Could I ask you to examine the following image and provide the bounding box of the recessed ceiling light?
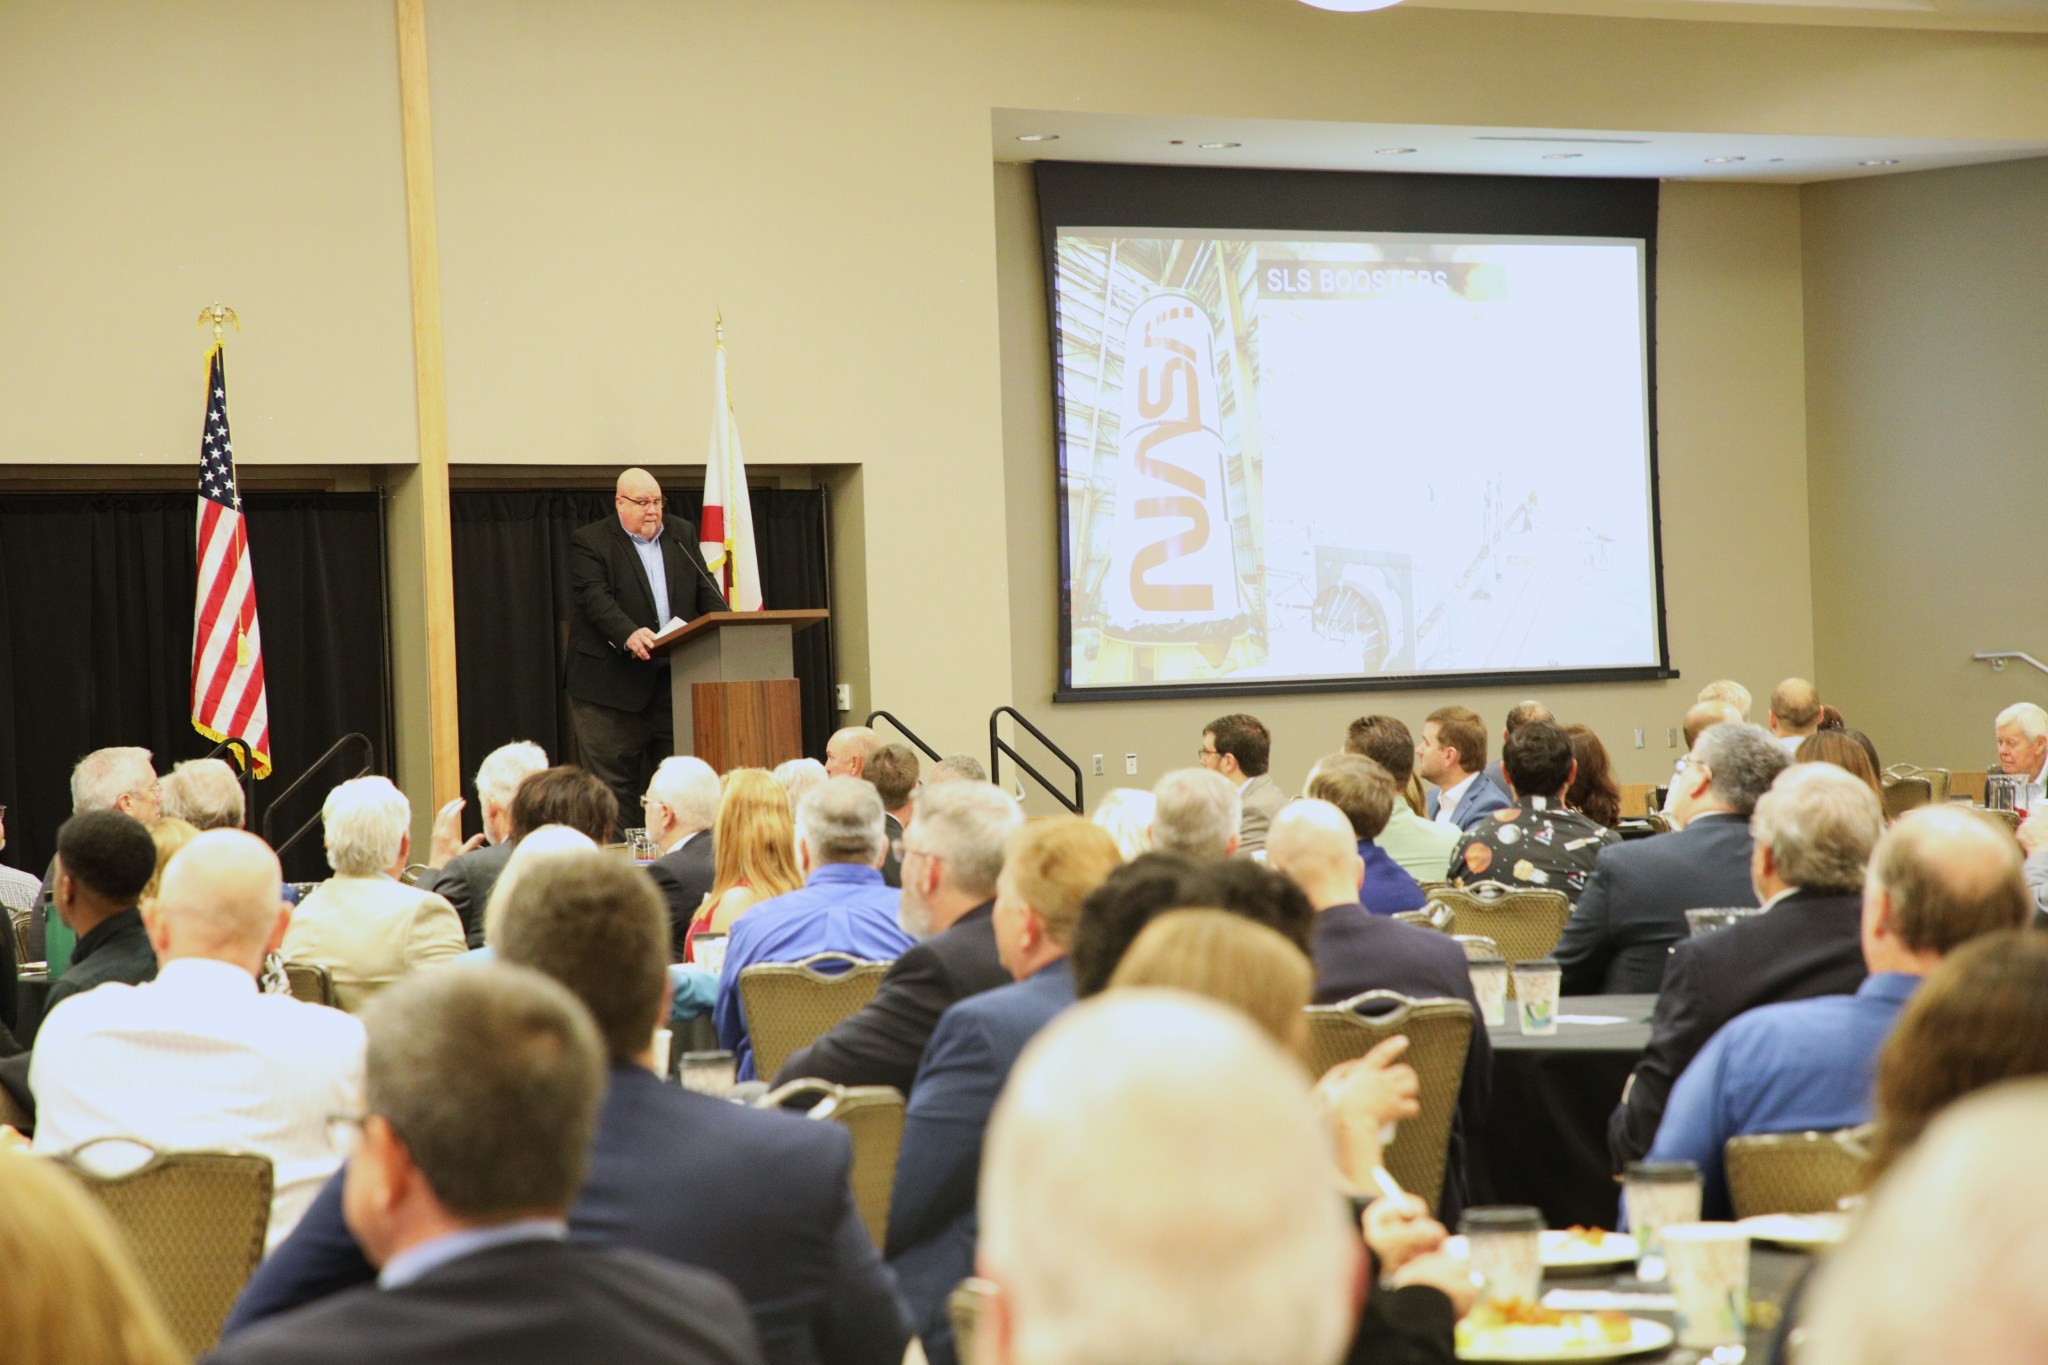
[1859,158,1901,167]
[1298,0,1406,10]
[1014,133,1059,143]
[1376,147,1417,155]
[1199,141,1241,150]
[1703,156,1746,165]
[1542,153,1582,161]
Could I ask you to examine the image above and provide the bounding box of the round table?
[1471,993,1655,1230]
[1518,1242,1810,1363]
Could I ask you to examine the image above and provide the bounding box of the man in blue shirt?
[1304,752,1426,914]
[714,777,914,1078]
[1650,805,2032,1217]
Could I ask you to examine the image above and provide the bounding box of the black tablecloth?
[1471,994,1655,1229]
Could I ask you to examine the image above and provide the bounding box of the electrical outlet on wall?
[834,683,851,712]
[1633,728,1645,748]
[1092,754,1105,776]
[1125,753,1138,775]
[1668,727,1678,748]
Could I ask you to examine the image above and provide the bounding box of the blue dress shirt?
[1358,840,1427,915]
[629,528,673,628]
[713,864,913,1079]
[379,1219,567,1289]
[1649,971,1921,1218]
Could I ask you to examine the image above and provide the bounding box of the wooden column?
[395,0,461,807]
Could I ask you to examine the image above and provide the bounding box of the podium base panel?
[691,679,803,772]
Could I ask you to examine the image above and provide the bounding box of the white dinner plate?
[1456,1315,1674,1362]
[1739,1212,1848,1250]
[1441,1229,1638,1271]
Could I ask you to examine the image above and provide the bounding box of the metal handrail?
[864,710,944,764]
[1973,652,2048,679]
[259,732,375,862]
[988,706,1084,814]
[199,736,257,830]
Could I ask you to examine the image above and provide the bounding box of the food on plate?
[1455,1301,1636,1355]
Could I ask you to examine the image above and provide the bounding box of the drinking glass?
[1624,1160,1703,1283]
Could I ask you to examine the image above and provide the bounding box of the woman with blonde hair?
[1108,908,1313,1058]
[0,1153,185,1365]
[685,768,803,961]
[138,817,200,920]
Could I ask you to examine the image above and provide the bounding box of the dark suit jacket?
[775,902,1009,1094]
[566,515,728,713]
[1426,771,1513,833]
[1552,813,1759,996]
[414,842,516,950]
[647,831,717,959]
[879,814,902,890]
[1607,886,1867,1169]
[225,1066,908,1365]
[204,1235,764,1365]
[1312,903,1492,1222]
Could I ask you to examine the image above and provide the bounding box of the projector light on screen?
[1054,228,1659,695]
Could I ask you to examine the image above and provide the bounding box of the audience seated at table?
[1482,700,1553,795]
[1345,715,1461,882]
[1767,677,1823,755]
[31,829,364,1250]
[640,755,722,956]
[1554,721,1787,995]
[1658,692,1747,818]
[1148,766,1242,861]
[823,727,902,888]
[1198,712,1288,855]
[160,756,247,831]
[1792,729,1884,806]
[1418,706,1512,834]
[1610,763,1884,1168]
[1647,806,2031,1216]
[1451,720,1619,899]
[1304,753,1426,915]
[687,767,805,960]
[409,741,548,948]
[21,746,162,971]
[1993,700,2048,811]
[1069,852,1317,998]
[713,777,914,1079]
[776,780,1021,1093]
[1108,907,1313,1052]
[1561,723,1624,830]
[2019,808,2048,919]
[865,741,920,872]
[228,850,906,1365]
[209,963,765,1365]
[1088,786,1154,861]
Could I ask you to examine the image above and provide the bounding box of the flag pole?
[197,303,240,348]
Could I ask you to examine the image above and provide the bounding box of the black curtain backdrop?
[448,488,833,841]
[0,492,394,883]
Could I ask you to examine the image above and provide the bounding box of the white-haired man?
[32,829,365,1250]
[977,991,1362,1365]
[24,745,160,969]
[711,777,914,1079]
[643,755,721,954]
[160,757,246,830]
[280,777,465,1011]
[1149,768,1241,861]
[1994,702,2048,813]
[413,741,548,948]
[776,780,1022,1092]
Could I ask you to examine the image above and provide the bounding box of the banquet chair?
[1725,1128,1868,1218]
[1452,933,1503,961]
[949,1277,994,1365]
[282,960,339,1008]
[739,953,891,1081]
[9,906,31,964]
[1426,882,1571,970]
[1979,806,2022,835]
[1392,902,1454,932]
[1303,992,1473,1210]
[58,1140,273,1357]
[1881,776,1933,821]
[1883,765,1951,803]
[756,1078,905,1248]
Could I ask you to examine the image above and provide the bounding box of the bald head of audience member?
[1749,762,1885,903]
[495,851,670,1067]
[992,817,1123,983]
[900,780,1023,938]
[344,965,606,1269]
[1150,768,1241,861]
[148,829,290,978]
[1303,752,1398,842]
[1861,806,2031,976]
[160,757,245,831]
[1769,677,1822,742]
[613,466,666,538]
[1683,700,1745,750]
[824,726,882,781]
[1266,799,1369,913]
[927,753,989,785]
[977,991,1358,1365]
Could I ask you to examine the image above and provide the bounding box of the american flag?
[192,345,272,776]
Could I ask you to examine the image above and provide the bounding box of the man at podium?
[567,468,728,820]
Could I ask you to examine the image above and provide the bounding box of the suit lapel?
[611,519,659,620]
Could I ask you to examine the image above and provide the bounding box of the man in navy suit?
[1419,706,1512,834]
[1303,752,1426,914]
[206,963,765,1365]
[1554,722,1789,996]
[1267,799,1491,1220]
[642,756,722,958]
[1608,762,1882,1169]
[886,818,1124,1365]
[223,852,908,1365]
[566,468,729,823]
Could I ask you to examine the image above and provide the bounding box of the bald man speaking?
[568,468,729,819]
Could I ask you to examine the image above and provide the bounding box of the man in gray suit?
[1200,713,1287,855]
[415,741,548,949]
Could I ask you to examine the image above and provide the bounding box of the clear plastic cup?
[1512,960,1562,1036]
[650,1027,673,1078]
[1468,955,1509,1027]
[693,933,730,978]
[1458,1205,1545,1307]
[1662,1221,1750,1349]
[1624,1160,1703,1283]
[679,1049,737,1097]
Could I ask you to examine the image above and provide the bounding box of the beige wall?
[1804,155,2048,773]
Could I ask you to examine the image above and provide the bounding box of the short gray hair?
[906,781,1022,898]
[321,775,411,877]
[1996,702,2048,743]
[1150,768,1241,861]
[1693,722,1789,817]
[796,776,887,865]
[70,747,155,813]
[773,757,829,810]
[360,964,605,1220]
[648,756,721,831]
[929,753,989,784]
[981,991,1357,1365]
[160,758,245,830]
[475,741,548,811]
[1751,763,1884,893]
[1697,679,1752,718]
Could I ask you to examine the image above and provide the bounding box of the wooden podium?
[653,609,827,772]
